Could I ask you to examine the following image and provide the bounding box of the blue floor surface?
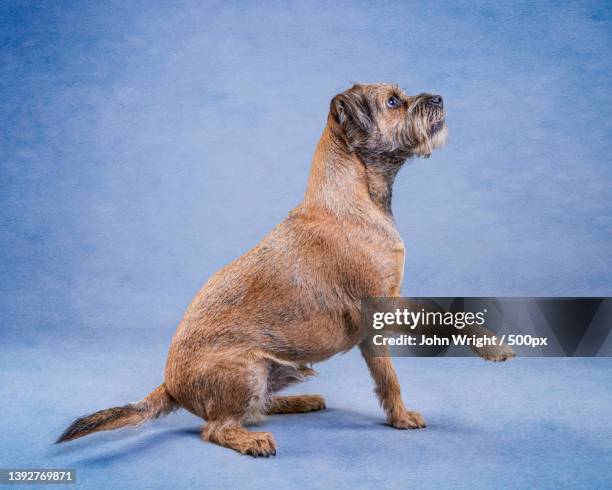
[1,328,611,489]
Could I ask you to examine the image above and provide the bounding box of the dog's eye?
[386,96,400,109]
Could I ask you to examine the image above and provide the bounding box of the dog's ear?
[330,86,374,138]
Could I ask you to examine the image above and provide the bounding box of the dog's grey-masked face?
[331,83,448,160]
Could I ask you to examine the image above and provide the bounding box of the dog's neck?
[360,154,404,215]
[303,122,404,218]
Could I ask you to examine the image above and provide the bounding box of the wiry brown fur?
[57,83,512,456]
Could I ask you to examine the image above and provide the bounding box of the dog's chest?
[374,238,405,297]
[386,241,405,297]
[347,222,405,297]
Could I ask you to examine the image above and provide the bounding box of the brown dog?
[57,83,510,457]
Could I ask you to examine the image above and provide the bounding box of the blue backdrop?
[1,1,611,488]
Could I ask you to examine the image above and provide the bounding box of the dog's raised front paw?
[478,343,516,362]
[389,410,426,429]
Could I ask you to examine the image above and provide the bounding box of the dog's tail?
[56,383,178,443]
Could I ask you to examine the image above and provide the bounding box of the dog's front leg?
[359,342,426,429]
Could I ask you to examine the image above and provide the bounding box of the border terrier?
[57,83,513,456]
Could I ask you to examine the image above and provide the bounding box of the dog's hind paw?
[242,432,277,458]
[267,394,326,414]
[203,425,277,457]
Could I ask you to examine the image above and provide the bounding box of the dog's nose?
[429,95,443,107]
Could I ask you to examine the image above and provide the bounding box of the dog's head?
[329,83,448,160]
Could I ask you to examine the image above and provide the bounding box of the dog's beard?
[353,104,447,161]
[409,108,448,158]
[426,120,448,154]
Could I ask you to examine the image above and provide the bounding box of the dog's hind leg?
[190,353,277,457]
[264,358,325,414]
[267,394,326,414]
